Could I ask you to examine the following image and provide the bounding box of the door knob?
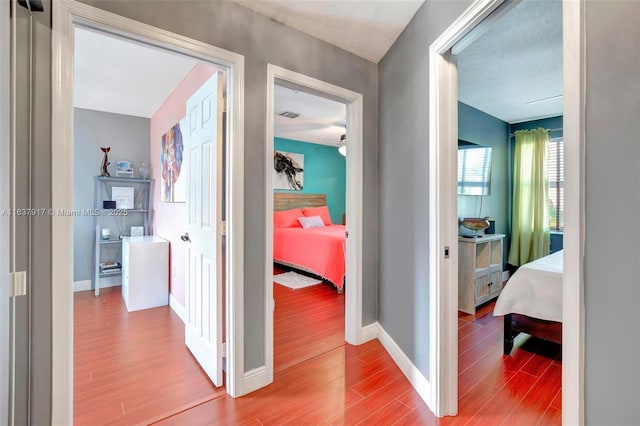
[181,232,191,242]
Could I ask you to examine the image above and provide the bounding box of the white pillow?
[298,215,324,229]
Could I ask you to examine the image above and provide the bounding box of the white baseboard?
[242,366,269,395]
[360,322,379,343]
[169,293,186,323]
[377,323,432,413]
[73,278,121,292]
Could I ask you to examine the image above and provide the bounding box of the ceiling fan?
[338,133,347,157]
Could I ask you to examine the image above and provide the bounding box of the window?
[547,138,564,231]
[458,144,493,196]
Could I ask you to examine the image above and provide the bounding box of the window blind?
[547,139,564,231]
[458,146,492,196]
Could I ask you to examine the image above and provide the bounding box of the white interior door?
[184,72,224,387]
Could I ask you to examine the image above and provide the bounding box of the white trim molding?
[73,280,92,292]
[242,366,269,396]
[428,0,584,421]
[265,64,365,390]
[562,0,586,424]
[169,294,187,324]
[73,278,120,292]
[360,322,379,343]
[51,2,245,424]
[377,324,431,409]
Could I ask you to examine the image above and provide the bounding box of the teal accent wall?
[458,102,510,266]
[458,108,566,262]
[274,137,346,224]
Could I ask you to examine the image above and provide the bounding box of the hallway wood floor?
[75,285,560,425]
[74,287,226,426]
[273,266,345,372]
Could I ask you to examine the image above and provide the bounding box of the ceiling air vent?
[278,111,301,119]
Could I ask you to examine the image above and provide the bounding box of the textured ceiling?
[275,85,346,146]
[74,27,198,118]
[457,0,563,123]
[75,0,560,133]
[233,0,425,63]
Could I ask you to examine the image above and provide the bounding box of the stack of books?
[99,261,121,274]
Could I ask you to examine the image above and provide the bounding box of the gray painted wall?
[458,102,510,265]
[13,5,33,424]
[458,109,565,262]
[378,0,473,380]
[76,0,379,372]
[584,1,640,423]
[18,0,378,420]
[73,108,150,282]
[0,1,10,424]
[381,0,640,421]
[21,0,640,423]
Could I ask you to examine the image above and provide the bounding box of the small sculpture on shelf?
[100,147,111,177]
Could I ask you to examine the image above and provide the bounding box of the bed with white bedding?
[494,250,563,354]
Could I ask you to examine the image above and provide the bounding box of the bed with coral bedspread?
[273,193,346,290]
[274,225,345,289]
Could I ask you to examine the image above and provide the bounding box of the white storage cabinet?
[121,236,169,312]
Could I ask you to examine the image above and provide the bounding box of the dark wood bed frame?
[503,313,562,355]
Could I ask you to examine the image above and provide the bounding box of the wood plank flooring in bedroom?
[75,285,561,425]
[273,265,346,372]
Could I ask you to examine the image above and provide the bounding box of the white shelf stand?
[91,176,154,296]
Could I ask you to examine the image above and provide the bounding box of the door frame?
[51,1,245,424]
[264,64,364,383]
[1,0,11,423]
[428,0,585,423]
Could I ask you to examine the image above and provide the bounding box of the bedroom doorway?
[454,0,564,422]
[51,2,245,424]
[428,0,584,422]
[271,85,347,372]
[265,65,364,383]
[69,26,229,425]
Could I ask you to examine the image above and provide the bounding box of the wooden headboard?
[274,193,326,211]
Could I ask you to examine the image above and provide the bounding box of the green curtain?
[508,128,550,266]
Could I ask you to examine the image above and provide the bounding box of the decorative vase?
[100,147,111,177]
[138,161,150,179]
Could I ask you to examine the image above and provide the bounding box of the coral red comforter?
[273,225,346,289]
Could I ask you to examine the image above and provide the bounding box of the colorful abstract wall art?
[161,120,185,202]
